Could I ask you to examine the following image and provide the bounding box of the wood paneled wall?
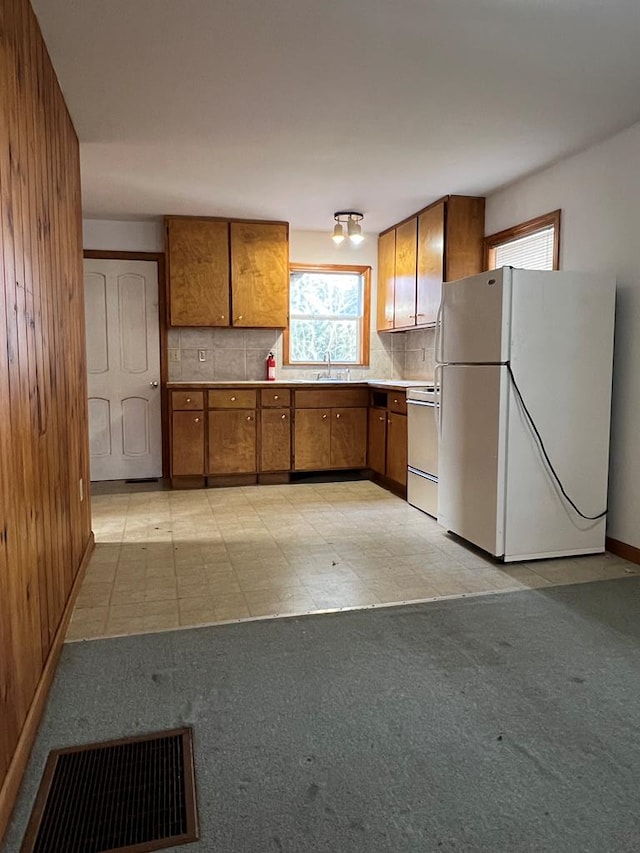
[0,0,93,839]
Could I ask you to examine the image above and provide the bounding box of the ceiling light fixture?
[332,211,364,245]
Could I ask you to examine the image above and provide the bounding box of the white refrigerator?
[435,267,616,562]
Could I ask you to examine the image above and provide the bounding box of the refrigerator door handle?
[434,364,443,436]
[435,298,444,364]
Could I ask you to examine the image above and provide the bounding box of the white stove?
[406,385,439,518]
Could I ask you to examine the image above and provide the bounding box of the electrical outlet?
[198,350,207,362]
[168,348,181,362]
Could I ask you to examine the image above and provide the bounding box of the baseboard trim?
[0,532,95,844]
[606,536,640,566]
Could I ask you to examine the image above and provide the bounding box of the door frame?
[83,250,169,479]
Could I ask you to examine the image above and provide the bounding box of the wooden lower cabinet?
[294,407,367,470]
[368,407,387,475]
[294,409,331,470]
[172,411,205,475]
[260,409,292,471]
[386,413,408,487]
[331,408,367,468]
[208,409,257,474]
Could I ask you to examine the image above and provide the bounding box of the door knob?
[150,380,159,388]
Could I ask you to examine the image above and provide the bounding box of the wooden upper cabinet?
[393,217,418,330]
[416,202,445,326]
[167,218,230,326]
[376,229,396,331]
[377,195,485,332]
[444,195,485,283]
[230,222,289,327]
[166,217,290,328]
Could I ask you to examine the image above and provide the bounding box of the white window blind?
[493,226,555,270]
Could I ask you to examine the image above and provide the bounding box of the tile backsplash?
[168,327,410,382]
[403,327,436,380]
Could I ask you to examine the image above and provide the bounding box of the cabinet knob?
[336,413,341,419]
[322,414,327,419]
[393,399,399,404]
[274,395,279,400]
[388,418,392,425]
[417,313,425,317]
[194,417,200,423]
[281,414,287,420]
[235,315,243,321]
[186,397,191,403]
[219,315,225,320]
[379,416,385,421]
[230,396,236,401]
[408,314,416,319]
[246,415,252,421]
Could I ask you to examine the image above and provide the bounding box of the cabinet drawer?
[171,390,204,410]
[208,389,257,409]
[261,388,291,408]
[294,388,369,409]
[388,392,407,415]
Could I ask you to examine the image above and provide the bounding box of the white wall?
[486,121,640,548]
[83,218,164,252]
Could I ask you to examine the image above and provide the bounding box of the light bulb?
[348,217,364,244]
[332,222,345,244]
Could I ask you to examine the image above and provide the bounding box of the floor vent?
[22,728,198,853]
[124,478,159,484]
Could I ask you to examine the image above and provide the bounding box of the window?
[484,209,561,271]
[284,264,371,365]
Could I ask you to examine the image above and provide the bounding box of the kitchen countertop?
[167,379,433,391]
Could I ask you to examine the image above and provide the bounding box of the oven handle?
[406,400,436,408]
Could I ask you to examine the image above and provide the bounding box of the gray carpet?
[4,578,640,853]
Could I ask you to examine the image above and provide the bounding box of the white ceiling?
[33,0,640,232]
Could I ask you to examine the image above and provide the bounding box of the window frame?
[484,209,561,271]
[283,263,371,367]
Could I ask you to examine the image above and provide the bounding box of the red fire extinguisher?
[266,351,276,381]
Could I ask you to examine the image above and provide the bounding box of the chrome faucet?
[324,350,332,377]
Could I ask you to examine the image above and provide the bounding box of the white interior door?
[84,258,162,481]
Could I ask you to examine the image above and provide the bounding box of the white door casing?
[84,258,162,481]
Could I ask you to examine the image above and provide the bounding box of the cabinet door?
[417,202,445,326]
[167,218,230,326]
[331,407,367,469]
[294,409,330,470]
[386,413,407,486]
[444,195,485,282]
[208,410,257,474]
[393,217,418,329]
[260,409,292,472]
[230,222,289,327]
[368,408,387,475]
[172,411,205,475]
[377,229,396,331]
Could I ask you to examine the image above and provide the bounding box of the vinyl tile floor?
[66,481,637,642]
